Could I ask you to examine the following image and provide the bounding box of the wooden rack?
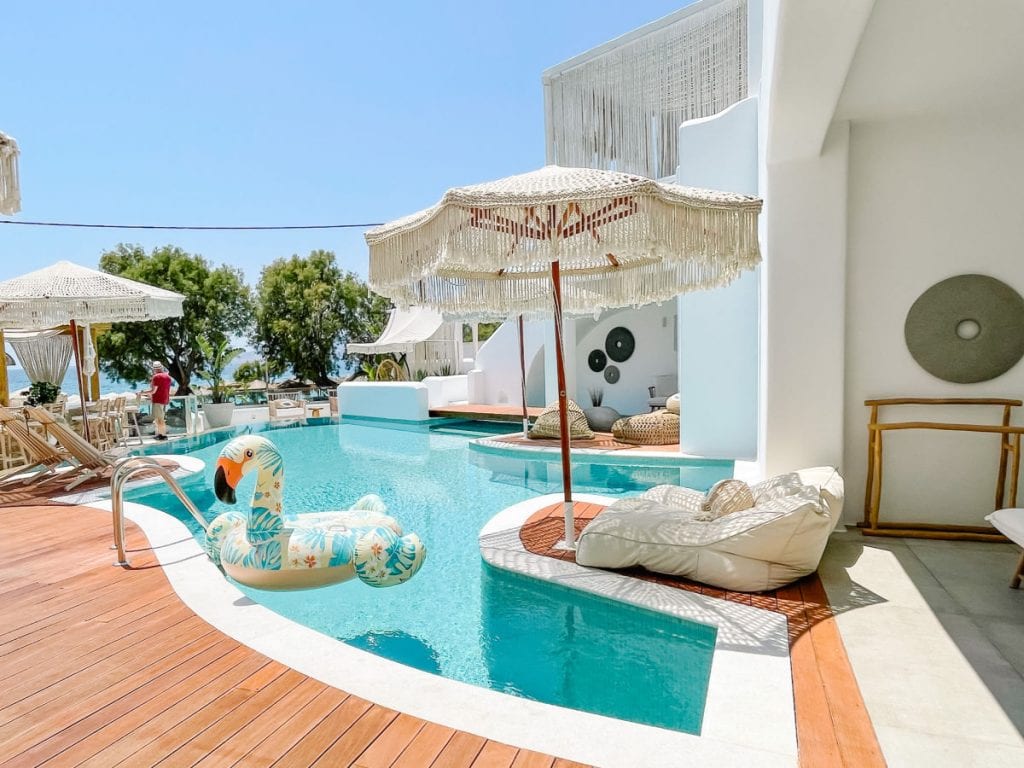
[862,397,1022,541]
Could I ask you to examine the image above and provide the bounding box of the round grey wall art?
[904,274,1024,383]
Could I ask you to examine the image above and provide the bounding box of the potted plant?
[583,386,621,432]
[197,338,244,429]
[25,381,61,407]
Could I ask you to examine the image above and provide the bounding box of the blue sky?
[1,0,691,285]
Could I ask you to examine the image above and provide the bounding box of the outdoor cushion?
[700,479,755,520]
[529,399,594,441]
[666,393,680,414]
[575,467,844,592]
[611,410,680,445]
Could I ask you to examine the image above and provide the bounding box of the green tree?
[253,250,389,385]
[233,359,287,386]
[96,244,252,394]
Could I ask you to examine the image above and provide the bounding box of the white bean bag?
[575,467,844,592]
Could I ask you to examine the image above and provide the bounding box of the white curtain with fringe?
[7,329,73,387]
[546,0,747,179]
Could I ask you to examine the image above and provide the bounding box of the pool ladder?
[110,456,209,567]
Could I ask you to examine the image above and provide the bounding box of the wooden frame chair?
[0,406,70,487]
[24,406,120,490]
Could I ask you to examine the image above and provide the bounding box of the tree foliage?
[253,250,389,385]
[233,359,286,387]
[196,337,244,404]
[96,244,252,394]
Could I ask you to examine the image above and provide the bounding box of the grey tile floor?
[819,528,1024,767]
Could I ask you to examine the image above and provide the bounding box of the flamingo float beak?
[214,457,244,504]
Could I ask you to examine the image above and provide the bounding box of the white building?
[463,0,1024,528]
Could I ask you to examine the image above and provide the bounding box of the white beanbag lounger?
[575,467,844,592]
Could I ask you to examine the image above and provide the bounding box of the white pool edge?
[89,496,796,768]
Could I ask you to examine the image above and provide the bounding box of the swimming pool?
[130,419,731,734]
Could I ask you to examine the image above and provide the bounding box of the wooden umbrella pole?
[518,314,529,438]
[551,259,575,548]
[68,320,91,443]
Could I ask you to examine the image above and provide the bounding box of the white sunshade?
[0,131,19,215]
[366,165,762,317]
[347,306,445,355]
[0,260,185,330]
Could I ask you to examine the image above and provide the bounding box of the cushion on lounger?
[529,399,594,441]
[699,479,755,520]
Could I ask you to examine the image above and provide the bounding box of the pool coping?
[86,493,797,768]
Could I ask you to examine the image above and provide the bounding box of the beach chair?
[0,406,70,487]
[23,406,120,490]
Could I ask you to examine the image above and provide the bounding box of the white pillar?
[676,97,760,459]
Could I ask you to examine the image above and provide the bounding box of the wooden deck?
[428,404,544,423]
[0,503,586,768]
[520,502,886,768]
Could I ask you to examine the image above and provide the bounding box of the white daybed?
[575,467,844,592]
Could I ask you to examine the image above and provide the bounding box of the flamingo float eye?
[245,449,254,458]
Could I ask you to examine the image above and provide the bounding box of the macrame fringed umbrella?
[367,165,762,548]
[0,261,185,441]
[0,131,20,216]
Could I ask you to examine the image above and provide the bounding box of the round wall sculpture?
[605,327,635,363]
[904,274,1024,383]
[604,365,620,384]
[588,349,607,372]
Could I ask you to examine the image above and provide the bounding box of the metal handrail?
[110,455,209,567]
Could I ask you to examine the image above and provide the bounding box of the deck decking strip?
[2,501,578,766]
[519,501,885,768]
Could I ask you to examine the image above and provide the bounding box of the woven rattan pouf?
[611,410,680,445]
[529,399,595,440]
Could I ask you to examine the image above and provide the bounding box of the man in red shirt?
[145,361,173,441]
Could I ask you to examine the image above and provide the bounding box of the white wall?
[843,110,1024,525]
[574,303,676,416]
[676,96,760,459]
[468,318,546,406]
[760,122,850,478]
[337,382,429,422]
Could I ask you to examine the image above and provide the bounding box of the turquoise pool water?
[130,419,728,733]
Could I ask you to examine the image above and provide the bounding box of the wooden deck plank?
[350,712,426,768]
[391,722,457,768]
[58,648,266,768]
[236,687,351,766]
[429,730,487,767]
[0,633,234,760]
[272,694,372,766]
[190,678,330,768]
[470,741,520,768]
[511,751,556,768]
[311,704,399,766]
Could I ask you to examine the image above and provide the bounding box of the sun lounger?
[24,406,120,490]
[575,467,844,592]
[0,406,69,486]
[985,508,1024,588]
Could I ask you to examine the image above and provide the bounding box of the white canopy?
[0,260,185,330]
[347,306,445,355]
[0,131,19,215]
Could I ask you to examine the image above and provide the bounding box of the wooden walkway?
[520,502,886,768]
[0,503,586,768]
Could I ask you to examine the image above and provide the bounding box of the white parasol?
[368,165,762,547]
[0,261,185,440]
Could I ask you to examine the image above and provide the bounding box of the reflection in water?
[480,564,716,734]
[342,629,442,675]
